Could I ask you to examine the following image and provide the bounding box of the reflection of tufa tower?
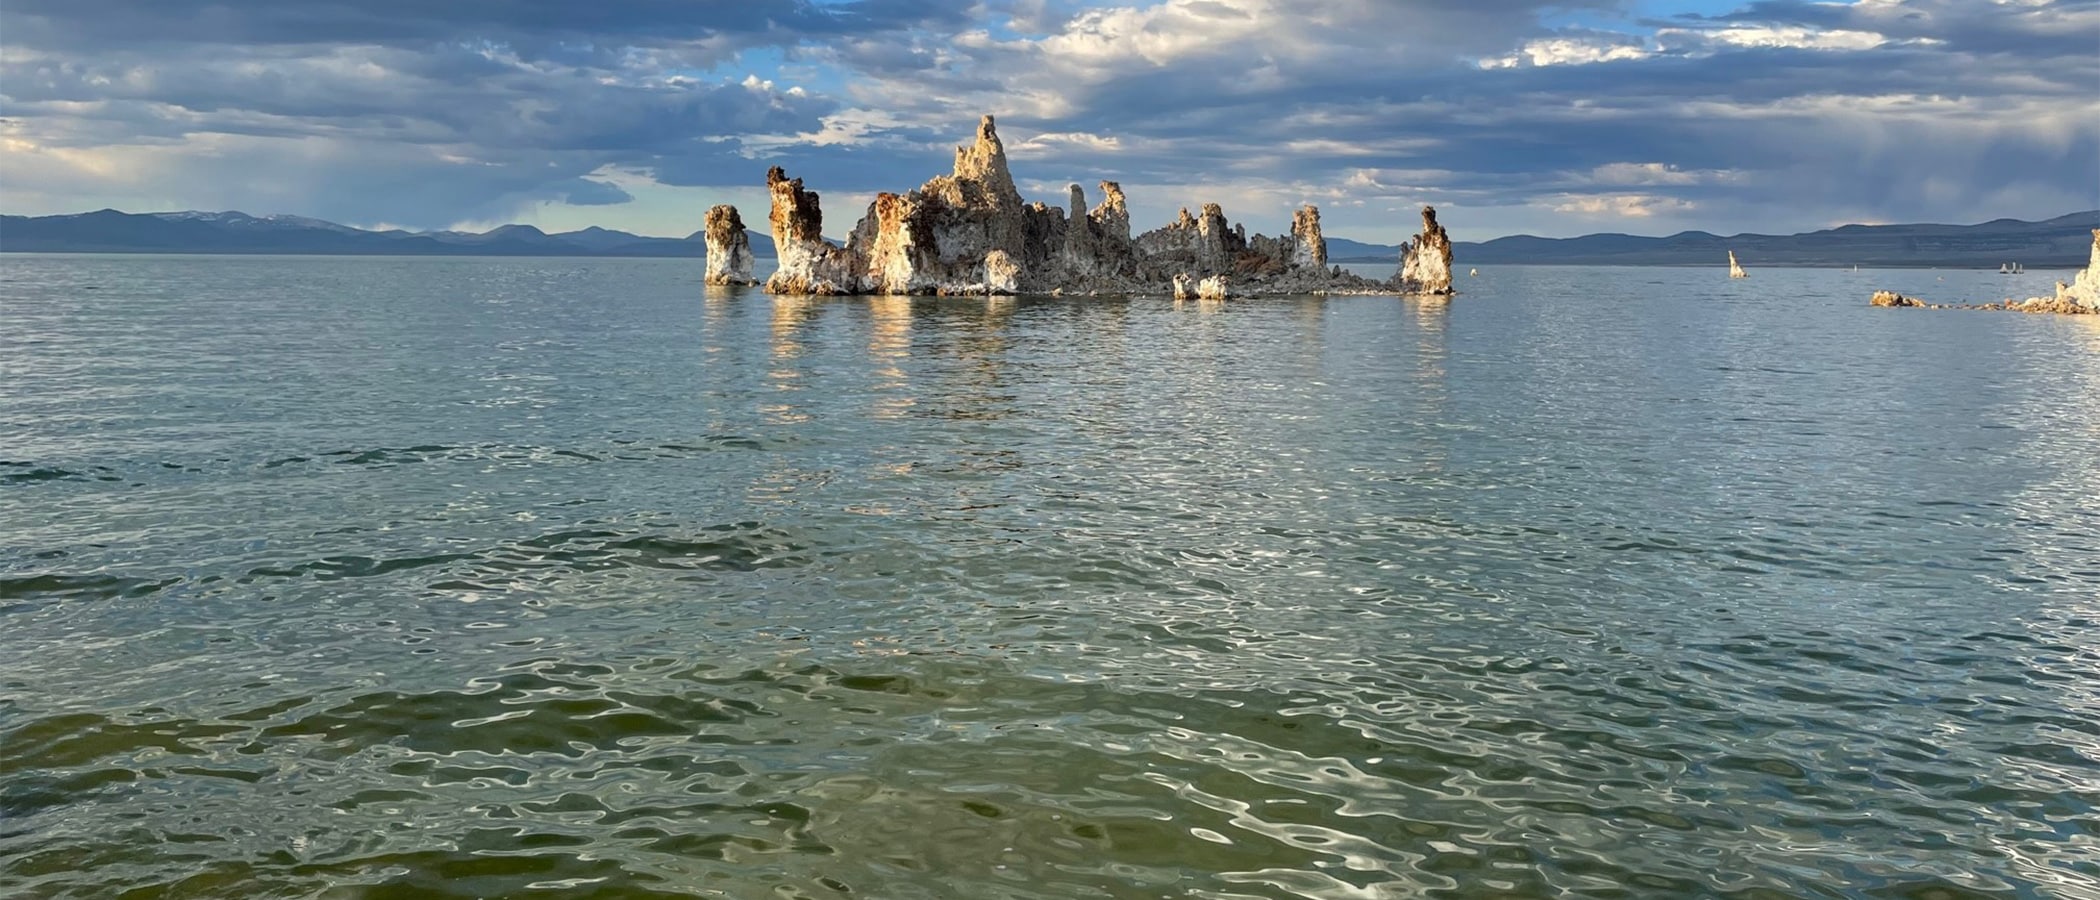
[1728,250,1748,279]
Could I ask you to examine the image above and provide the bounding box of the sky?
[2,0,2095,243]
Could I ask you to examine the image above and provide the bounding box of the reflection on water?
[763,296,818,427]
[3,257,2100,898]
[866,297,914,421]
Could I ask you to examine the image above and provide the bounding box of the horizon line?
[7,206,2098,249]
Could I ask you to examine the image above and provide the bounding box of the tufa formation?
[702,205,758,285]
[1397,206,1454,295]
[2012,228,2100,314]
[733,115,1455,298]
[1870,230,2099,315]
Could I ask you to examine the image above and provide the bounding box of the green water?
[3,255,2097,898]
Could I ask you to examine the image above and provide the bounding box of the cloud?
[560,178,634,206]
[0,34,839,226]
[0,0,2094,240]
[0,0,983,59]
[1476,21,1941,69]
[1478,34,1653,68]
[1009,131,1123,156]
[1587,163,1741,187]
[1550,193,1700,218]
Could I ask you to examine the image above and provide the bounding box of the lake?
[3,254,2097,898]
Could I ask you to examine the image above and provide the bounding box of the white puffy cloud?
[1587,163,1741,187]
[1550,193,1700,218]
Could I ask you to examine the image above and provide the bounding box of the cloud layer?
[3,0,2094,240]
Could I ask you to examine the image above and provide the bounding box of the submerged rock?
[758,113,1434,297]
[703,204,758,286]
[1396,206,1454,295]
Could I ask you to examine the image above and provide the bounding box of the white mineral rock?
[764,166,857,295]
[1396,206,1454,295]
[703,204,758,286]
[2013,228,2099,314]
[985,249,1020,295]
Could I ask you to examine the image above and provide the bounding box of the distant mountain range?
[4,207,2094,268]
[1331,211,2100,268]
[0,209,777,258]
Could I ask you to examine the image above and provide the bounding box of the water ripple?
[3,257,2098,898]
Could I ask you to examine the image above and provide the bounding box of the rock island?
[704,115,1454,298]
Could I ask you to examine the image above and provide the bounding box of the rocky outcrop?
[703,204,758,285]
[2012,229,2099,314]
[1870,290,1927,308]
[758,114,1435,298]
[1060,182,1145,281]
[1137,203,1244,275]
[1396,206,1454,295]
[1290,205,1327,270]
[837,117,1030,295]
[764,167,858,295]
[1091,182,1132,244]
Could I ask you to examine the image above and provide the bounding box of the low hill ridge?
[0,209,776,258]
[4,208,2093,267]
[1331,212,2098,267]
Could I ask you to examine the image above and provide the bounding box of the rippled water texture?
[4,255,2099,898]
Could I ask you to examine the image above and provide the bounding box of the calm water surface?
[3,255,2098,899]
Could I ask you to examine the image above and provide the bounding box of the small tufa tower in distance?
[1728,250,1748,278]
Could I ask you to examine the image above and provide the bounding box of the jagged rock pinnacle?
[702,204,757,285]
[1397,205,1454,295]
[759,113,1450,297]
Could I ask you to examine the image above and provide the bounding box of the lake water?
[3,254,2098,899]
